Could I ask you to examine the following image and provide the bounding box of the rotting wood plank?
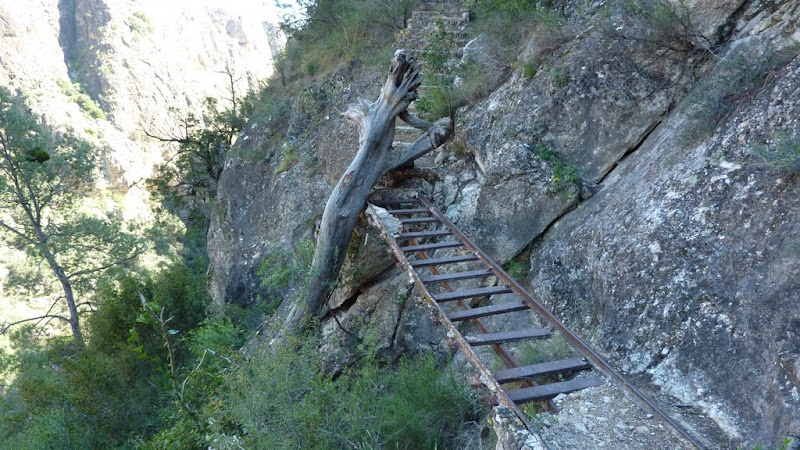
[494,357,592,383]
[434,285,513,302]
[447,300,529,322]
[420,268,494,283]
[409,254,478,267]
[399,241,464,252]
[465,328,552,346]
[507,377,604,404]
[399,230,452,239]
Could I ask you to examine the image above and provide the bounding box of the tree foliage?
[0,86,144,347]
[146,70,252,231]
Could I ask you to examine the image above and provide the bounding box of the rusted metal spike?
[507,377,604,404]
[465,328,552,346]
[409,254,479,267]
[494,357,592,383]
[447,300,529,322]
[420,268,494,283]
[434,286,513,302]
[399,241,464,252]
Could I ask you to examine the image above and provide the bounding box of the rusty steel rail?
[413,194,706,450]
[403,229,556,412]
[366,192,705,449]
[365,202,546,444]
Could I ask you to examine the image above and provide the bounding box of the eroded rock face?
[207,72,380,308]
[209,0,800,445]
[528,36,800,446]
[442,21,685,262]
[0,0,278,199]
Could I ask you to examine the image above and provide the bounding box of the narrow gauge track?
[367,193,704,449]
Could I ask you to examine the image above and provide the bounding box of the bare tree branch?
[0,314,71,335]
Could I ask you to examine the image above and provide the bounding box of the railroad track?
[367,192,704,449]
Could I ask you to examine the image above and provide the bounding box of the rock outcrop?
[208,0,800,446]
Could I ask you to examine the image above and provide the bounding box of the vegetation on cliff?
[2,0,798,447]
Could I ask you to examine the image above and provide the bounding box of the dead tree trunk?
[281,50,453,337]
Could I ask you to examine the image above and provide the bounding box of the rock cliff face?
[0,0,279,214]
[208,0,799,446]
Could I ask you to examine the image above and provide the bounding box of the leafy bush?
[550,67,570,89]
[416,19,459,120]
[601,0,711,58]
[276,0,418,81]
[684,44,800,141]
[0,327,163,448]
[750,133,800,173]
[56,79,106,120]
[128,11,154,37]
[0,258,215,448]
[202,333,484,449]
[528,139,581,192]
[521,58,540,79]
[472,0,561,51]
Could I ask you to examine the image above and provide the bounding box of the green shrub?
[684,44,800,141]
[504,258,529,280]
[518,334,575,368]
[416,19,459,120]
[207,333,483,449]
[276,0,418,80]
[128,11,154,37]
[276,141,300,173]
[528,139,581,192]
[601,0,709,57]
[56,79,106,120]
[550,67,570,89]
[0,327,163,448]
[256,238,314,316]
[749,133,800,173]
[521,58,540,79]
[472,0,562,51]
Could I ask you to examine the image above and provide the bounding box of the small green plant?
[528,140,581,192]
[128,11,154,36]
[206,333,484,449]
[521,58,540,79]
[276,141,300,173]
[749,133,800,173]
[504,258,529,280]
[303,60,317,76]
[417,19,458,120]
[602,0,710,57]
[684,44,800,142]
[550,67,569,89]
[56,79,106,120]
[472,0,562,54]
[274,0,417,80]
[256,238,314,316]
[518,334,576,368]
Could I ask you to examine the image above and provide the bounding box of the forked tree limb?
[276,50,454,340]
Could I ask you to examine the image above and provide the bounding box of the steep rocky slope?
[0,0,279,210]
[208,0,799,447]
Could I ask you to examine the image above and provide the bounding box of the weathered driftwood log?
[280,50,453,337]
